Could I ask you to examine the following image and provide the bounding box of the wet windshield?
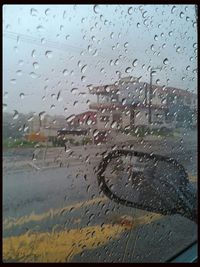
[3,4,197,263]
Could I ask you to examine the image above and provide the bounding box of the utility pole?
[148,69,153,125]
[148,67,162,126]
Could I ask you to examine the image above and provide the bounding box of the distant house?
[88,76,197,130]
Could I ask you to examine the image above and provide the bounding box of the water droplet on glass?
[31,50,36,58]
[128,7,133,15]
[132,59,138,67]
[154,35,158,41]
[13,110,19,120]
[71,88,78,94]
[111,121,117,128]
[171,6,176,14]
[93,5,100,14]
[124,42,128,48]
[81,65,87,73]
[33,62,39,69]
[163,58,169,65]
[45,8,50,16]
[122,98,126,105]
[30,72,38,79]
[16,70,22,76]
[41,38,46,44]
[63,69,68,76]
[81,76,86,82]
[50,104,55,110]
[39,111,46,120]
[10,79,16,84]
[30,8,38,16]
[125,67,131,73]
[37,25,44,32]
[137,22,141,28]
[18,60,24,66]
[179,12,184,18]
[66,114,75,123]
[45,50,53,58]
[19,93,25,99]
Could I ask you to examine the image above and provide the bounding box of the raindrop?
[65,35,70,40]
[30,8,38,16]
[124,42,128,48]
[168,31,173,37]
[45,51,53,58]
[39,111,46,120]
[111,121,117,128]
[28,116,33,122]
[50,104,55,109]
[13,110,19,120]
[81,64,87,73]
[125,67,131,73]
[137,23,141,28]
[41,38,46,44]
[81,76,86,82]
[171,6,176,14]
[66,114,75,123]
[163,58,169,65]
[37,25,44,31]
[31,50,36,58]
[18,60,24,66]
[93,5,100,14]
[45,8,50,16]
[16,70,22,76]
[30,72,38,79]
[142,11,147,18]
[128,7,133,15]
[73,101,78,106]
[132,59,138,67]
[63,69,68,76]
[179,12,184,18]
[193,43,197,49]
[86,117,93,125]
[33,62,39,69]
[71,88,78,94]
[114,59,119,65]
[10,79,16,84]
[154,35,158,41]
[19,93,25,99]
[63,10,67,19]
[176,47,181,53]
[122,98,126,105]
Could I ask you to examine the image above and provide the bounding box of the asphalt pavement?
[3,132,197,262]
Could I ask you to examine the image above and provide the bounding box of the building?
[72,111,97,129]
[88,76,197,130]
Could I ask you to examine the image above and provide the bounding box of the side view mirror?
[97,150,197,223]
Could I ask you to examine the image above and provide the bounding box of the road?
[3,132,197,262]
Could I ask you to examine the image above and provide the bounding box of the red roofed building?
[73,111,97,129]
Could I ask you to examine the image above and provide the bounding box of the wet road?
[3,132,197,262]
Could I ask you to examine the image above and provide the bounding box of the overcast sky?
[3,4,197,117]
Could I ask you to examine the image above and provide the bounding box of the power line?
[3,31,111,59]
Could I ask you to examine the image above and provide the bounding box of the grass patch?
[3,139,45,149]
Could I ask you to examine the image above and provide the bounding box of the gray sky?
[3,4,197,117]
